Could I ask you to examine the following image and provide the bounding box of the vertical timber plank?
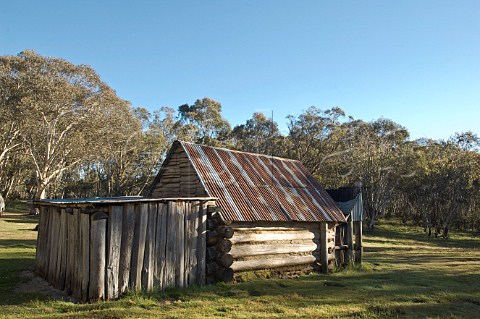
[53,207,62,285]
[46,207,54,283]
[188,201,199,285]
[79,210,90,302]
[65,209,74,294]
[176,202,185,288]
[43,207,52,280]
[320,222,328,273]
[185,201,196,286]
[130,203,148,291]
[190,202,199,285]
[345,217,354,264]
[71,209,81,300]
[89,212,107,301]
[142,203,157,291]
[42,206,51,278]
[107,206,123,300]
[197,202,207,285]
[154,203,167,290]
[35,206,46,277]
[48,207,59,285]
[354,221,363,264]
[165,202,176,287]
[183,202,189,288]
[119,204,135,295]
[56,208,67,290]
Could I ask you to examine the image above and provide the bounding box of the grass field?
[0,208,479,319]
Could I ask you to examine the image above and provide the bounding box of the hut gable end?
[150,143,207,198]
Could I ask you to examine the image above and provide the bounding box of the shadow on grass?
[136,268,480,318]
[0,239,37,247]
[366,223,479,250]
[0,257,37,306]
[5,200,30,213]
[2,215,39,225]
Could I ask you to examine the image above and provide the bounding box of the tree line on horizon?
[1,50,479,236]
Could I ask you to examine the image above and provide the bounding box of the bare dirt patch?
[14,269,77,303]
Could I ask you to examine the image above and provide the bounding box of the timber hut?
[149,141,347,282]
[34,141,358,302]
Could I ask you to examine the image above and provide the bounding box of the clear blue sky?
[1,0,479,140]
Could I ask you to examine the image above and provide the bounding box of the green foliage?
[230,112,280,155]
[393,138,480,235]
[285,106,348,177]
[0,51,170,199]
[177,97,231,146]
[0,50,132,199]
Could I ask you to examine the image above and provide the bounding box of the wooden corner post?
[320,222,329,273]
[354,221,363,264]
[345,217,354,265]
[89,211,108,301]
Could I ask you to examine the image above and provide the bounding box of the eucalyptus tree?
[0,50,131,199]
[286,106,350,180]
[451,132,480,231]
[0,193,4,217]
[178,97,231,146]
[401,137,480,236]
[0,150,33,199]
[346,118,411,230]
[149,106,184,157]
[230,112,281,155]
[0,59,23,195]
[109,107,172,196]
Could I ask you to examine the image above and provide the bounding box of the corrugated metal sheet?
[327,187,364,222]
[336,199,356,216]
[34,196,216,206]
[179,141,346,223]
[352,192,364,222]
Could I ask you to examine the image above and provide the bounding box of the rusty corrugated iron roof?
[174,141,345,223]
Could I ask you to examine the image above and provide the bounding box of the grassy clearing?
[0,211,479,319]
[0,210,38,307]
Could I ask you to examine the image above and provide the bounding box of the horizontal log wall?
[224,221,336,275]
[205,209,234,283]
[35,199,208,302]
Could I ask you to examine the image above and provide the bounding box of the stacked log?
[228,222,337,276]
[335,224,345,266]
[205,207,234,283]
[327,224,336,272]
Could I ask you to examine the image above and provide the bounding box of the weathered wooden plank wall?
[107,205,122,299]
[35,199,208,302]
[150,145,208,198]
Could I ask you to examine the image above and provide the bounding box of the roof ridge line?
[176,140,300,163]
